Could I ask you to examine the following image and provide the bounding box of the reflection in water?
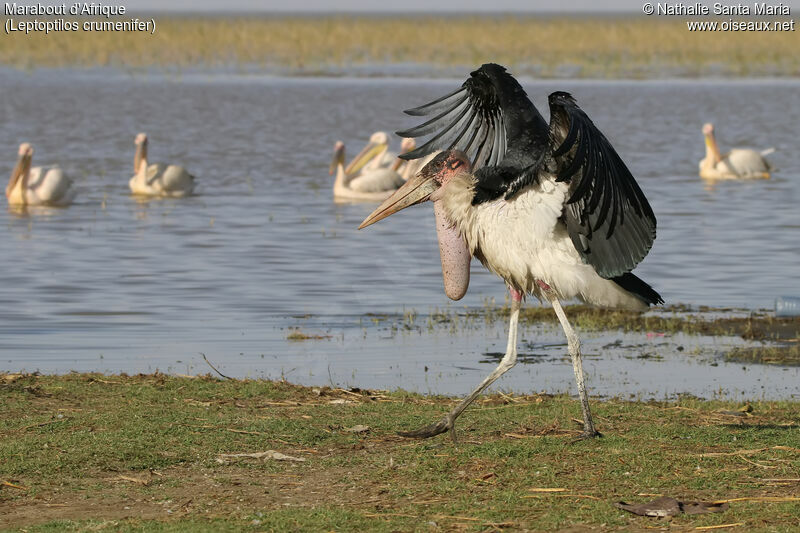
[0,70,798,397]
[6,204,68,218]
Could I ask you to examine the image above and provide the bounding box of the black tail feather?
[611,273,663,306]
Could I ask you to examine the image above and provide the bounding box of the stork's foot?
[570,429,602,443]
[398,415,454,440]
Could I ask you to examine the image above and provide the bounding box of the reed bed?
[2,15,799,77]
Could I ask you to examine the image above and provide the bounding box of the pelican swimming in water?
[351,131,397,173]
[331,135,411,202]
[6,143,76,207]
[699,123,774,180]
[360,64,662,440]
[130,133,195,197]
[393,138,438,182]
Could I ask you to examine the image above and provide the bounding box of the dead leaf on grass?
[216,450,306,464]
[115,475,150,486]
[474,472,497,484]
[344,425,370,434]
[2,480,28,490]
[714,496,800,504]
[700,446,800,457]
[183,399,212,407]
[615,496,728,517]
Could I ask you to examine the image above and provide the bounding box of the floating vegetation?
[1,16,798,77]
[368,303,800,342]
[725,343,800,366]
[286,328,332,341]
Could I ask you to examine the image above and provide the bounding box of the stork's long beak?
[358,171,439,229]
[345,141,386,175]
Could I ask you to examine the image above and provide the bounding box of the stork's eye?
[449,160,462,170]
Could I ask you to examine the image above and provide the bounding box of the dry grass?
[2,15,799,76]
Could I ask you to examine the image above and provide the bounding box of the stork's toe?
[570,429,603,443]
[397,416,452,439]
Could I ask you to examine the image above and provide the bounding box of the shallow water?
[1,70,798,398]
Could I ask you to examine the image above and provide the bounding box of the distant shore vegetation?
[1,15,798,77]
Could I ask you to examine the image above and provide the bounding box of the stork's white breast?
[439,173,647,310]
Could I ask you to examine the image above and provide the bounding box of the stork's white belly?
[441,174,646,310]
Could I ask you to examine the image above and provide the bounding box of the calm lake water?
[1,69,798,398]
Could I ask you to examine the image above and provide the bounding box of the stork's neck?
[437,172,479,249]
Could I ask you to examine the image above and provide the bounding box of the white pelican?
[360,64,662,440]
[6,143,76,207]
[393,139,439,182]
[348,131,397,173]
[130,133,195,197]
[331,137,406,202]
[699,123,774,180]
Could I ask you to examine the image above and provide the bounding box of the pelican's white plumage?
[331,134,420,202]
[699,123,773,180]
[6,143,76,207]
[331,140,403,201]
[345,170,405,195]
[130,133,195,197]
[355,132,397,172]
[398,147,438,182]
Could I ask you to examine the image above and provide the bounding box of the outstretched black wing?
[397,76,505,170]
[397,64,549,185]
[397,65,656,279]
[547,91,656,278]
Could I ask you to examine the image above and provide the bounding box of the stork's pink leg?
[398,287,522,440]
[538,281,600,439]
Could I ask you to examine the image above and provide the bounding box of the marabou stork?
[359,64,662,440]
[699,123,773,180]
[6,143,76,207]
[130,133,195,197]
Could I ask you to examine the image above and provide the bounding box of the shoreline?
[2,306,798,396]
[2,372,799,530]
[5,64,800,82]
[3,16,798,77]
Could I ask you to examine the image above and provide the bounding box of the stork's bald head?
[419,150,471,185]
